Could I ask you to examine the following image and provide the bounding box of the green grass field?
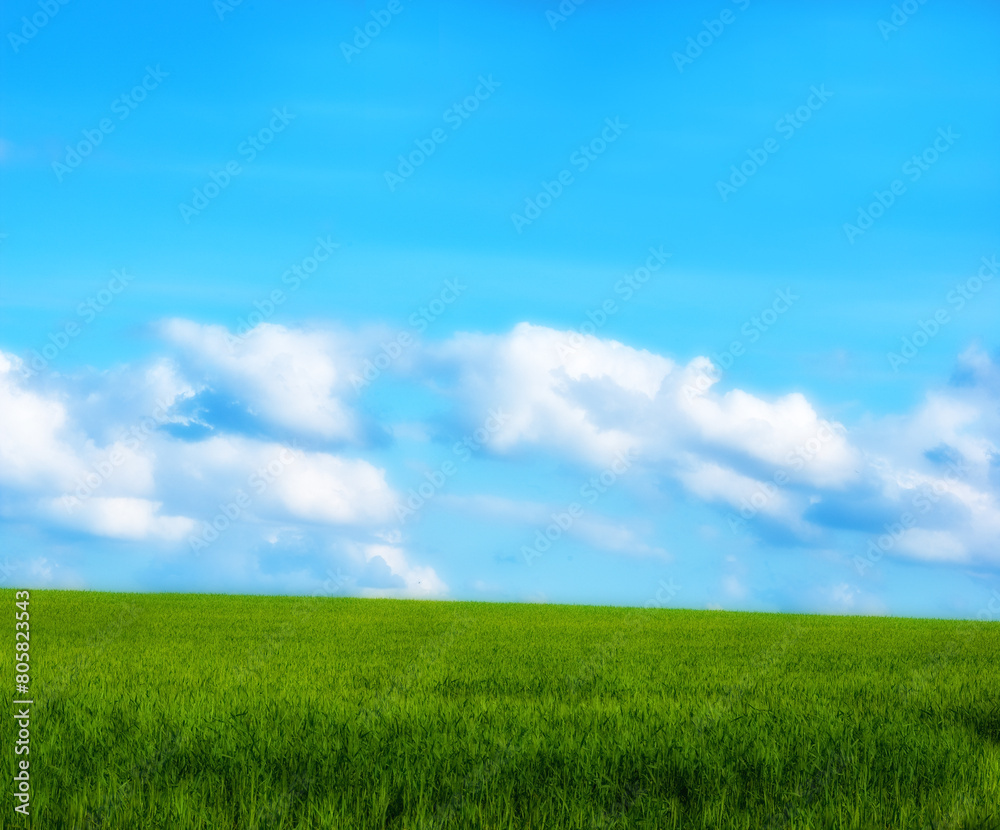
[2,590,998,829]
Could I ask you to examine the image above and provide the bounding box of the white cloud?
[163,435,398,527]
[355,543,447,599]
[430,323,671,466]
[895,529,969,563]
[848,347,1000,565]
[0,338,448,595]
[269,451,398,525]
[43,496,196,541]
[427,324,1000,567]
[4,321,1000,579]
[66,357,197,444]
[0,353,87,491]
[678,460,793,519]
[162,319,361,441]
[0,348,400,545]
[680,380,859,489]
[429,323,861,488]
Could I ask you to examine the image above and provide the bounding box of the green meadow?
[2,589,998,829]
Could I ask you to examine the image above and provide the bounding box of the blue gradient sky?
[1,0,998,618]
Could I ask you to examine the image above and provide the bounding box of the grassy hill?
[2,590,998,828]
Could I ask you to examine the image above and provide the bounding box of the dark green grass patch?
[2,590,997,829]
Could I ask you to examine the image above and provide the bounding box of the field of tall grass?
[2,589,997,829]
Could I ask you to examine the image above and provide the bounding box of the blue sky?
[1,0,998,618]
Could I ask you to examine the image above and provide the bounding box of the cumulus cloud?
[355,543,448,598]
[427,323,860,488]
[165,435,398,528]
[0,337,452,598]
[0,355,195,542]
[428,323,671,465]
[4,318,999,582]
[161,319,362,442]
[43,496,196,541]
[0,353,88,491]
[679,371,860,489]
[426,324,856,521]
[0,348,398,542]
[425,324,1000,567]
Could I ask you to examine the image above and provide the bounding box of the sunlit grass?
[2,590,997,829]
